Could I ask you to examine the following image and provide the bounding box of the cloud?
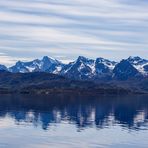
[0,0,148,65]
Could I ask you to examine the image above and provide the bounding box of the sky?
[0,0,148,66]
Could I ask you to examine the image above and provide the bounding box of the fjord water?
[0,94,148,148]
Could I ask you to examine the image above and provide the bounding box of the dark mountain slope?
[0,71,133,94]
[113,60,140,80]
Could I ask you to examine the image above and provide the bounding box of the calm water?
[0,94,148,148]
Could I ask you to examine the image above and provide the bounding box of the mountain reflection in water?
[0,94,148,131]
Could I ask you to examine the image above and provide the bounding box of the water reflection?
[0,94,148,131]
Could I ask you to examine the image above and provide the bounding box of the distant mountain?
[41,56,64,73]
[1,56,147,81]
[127,56,148,75]
[0,64,8,71]
[60,56,116,80]
[113,60,140,80]
[60,56,95,80]
[94,57,116,80]
[9,56,64,74]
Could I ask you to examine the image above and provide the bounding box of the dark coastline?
[0,87,147,95]
[0,71,147,95]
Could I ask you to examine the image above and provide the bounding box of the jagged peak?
[42,56,62,65]
[42,56,53,61]
[127,56,148,65]
[128,56,142,61]
[96,57,116,63]
[96,57,109,63]
[127,56,148,62]
[0,64,7,67]
[77,56,88,60]
[119,59,131,63]
[0,64,7,70]
[33,59,40,62]
[76,56,94,63]
[15,60,24,66]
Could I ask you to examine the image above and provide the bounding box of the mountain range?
[0,56,148,81]
[0,56,148,94]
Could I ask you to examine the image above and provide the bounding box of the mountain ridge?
[0,56,148,81]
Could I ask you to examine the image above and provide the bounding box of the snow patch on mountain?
[127,56,148,75]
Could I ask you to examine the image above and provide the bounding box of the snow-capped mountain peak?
[0,64,8,71]
[60,56,95,79]
[3,56,148,80]
[76,56,92,62]
[128,56,148,65]
[127,56,148,75]
[95,58,116,70]
[60,56,117,80]
[9,56,64,73]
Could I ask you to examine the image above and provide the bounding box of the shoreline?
[0,88,147,95]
